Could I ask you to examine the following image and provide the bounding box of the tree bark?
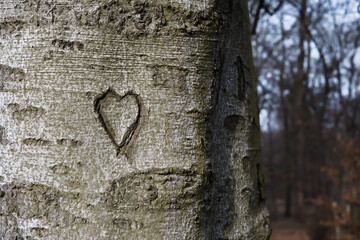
[0,0,270,239]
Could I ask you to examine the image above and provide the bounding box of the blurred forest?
[248,0,360,239]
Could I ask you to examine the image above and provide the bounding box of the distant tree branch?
[264,0,284,15]
[252,0,265,35]
[251,0,284,35]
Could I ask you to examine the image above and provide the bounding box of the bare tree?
[251,0,360,238]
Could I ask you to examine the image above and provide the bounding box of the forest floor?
[270,218,310,240]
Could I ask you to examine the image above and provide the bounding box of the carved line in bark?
[94,88,143,156]
[51,39,84,51]
[235,55,250,101]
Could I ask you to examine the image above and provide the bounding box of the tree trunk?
[0,0,270,239]
[293,0,307,216]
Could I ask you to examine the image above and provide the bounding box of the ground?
[271,218,310,240]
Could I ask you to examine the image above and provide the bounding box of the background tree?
[0,0,270,239]
[249,0,360,238]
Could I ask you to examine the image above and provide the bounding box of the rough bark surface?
[0,0,270,239]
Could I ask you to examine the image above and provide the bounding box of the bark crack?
[235,55,250,100]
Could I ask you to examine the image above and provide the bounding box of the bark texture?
[0,0,270,239]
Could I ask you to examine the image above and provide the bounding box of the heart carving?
[94,88,142,156]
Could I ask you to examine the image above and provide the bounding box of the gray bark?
[0,0,270,239]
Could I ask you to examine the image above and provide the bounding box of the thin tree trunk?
[294,0,307,216]
[0,0,270,239]
[279,17,292,218]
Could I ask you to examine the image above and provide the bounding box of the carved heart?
[94,88,142,156]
